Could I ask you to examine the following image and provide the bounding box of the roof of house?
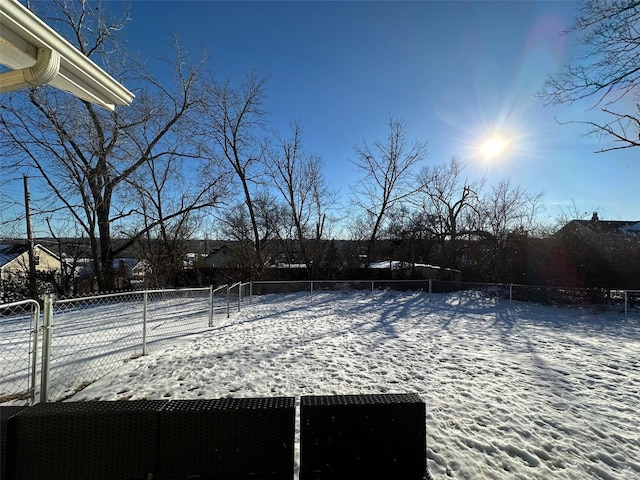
[620,222,640,234]
[113,257,139,269]
[558,212,640,236]
[369,260,460,273]
[208,245,229,256]
[0,243,63,268]
[0,243,28,267]
[571,219,640,235]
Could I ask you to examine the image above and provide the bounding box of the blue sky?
[5,0,638,236]
[120,0,638,224]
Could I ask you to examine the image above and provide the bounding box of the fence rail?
[1,280,638,406]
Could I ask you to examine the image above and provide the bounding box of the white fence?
[1,280,638,405]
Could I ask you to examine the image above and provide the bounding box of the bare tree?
[200,72,272,271]
[218,189,284,272]
[0,1,215,291]
[351,116,427,265]
[252,189,286,264]
[219,205,256,270]
[122,150,227,287]
[418,158,483,276]
[538,0,640,151]
[383,206,437,267]
[481,180,542,240]
[478,179,543,281]
[267,122,333,278]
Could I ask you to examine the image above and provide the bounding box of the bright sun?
[480,136,508,160]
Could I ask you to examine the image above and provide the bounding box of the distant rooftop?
[571,212,640,235]
[0,243,28,267]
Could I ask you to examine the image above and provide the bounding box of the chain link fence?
[250,280,640,319]
[44,287,221,402]
[2,280,638,406]
[226,282,251,316]
[0,285,252,405]
[251,280,384,296]
[625,290,640,320]
[0,300,40,406]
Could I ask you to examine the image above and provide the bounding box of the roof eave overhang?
[0,0,134,111]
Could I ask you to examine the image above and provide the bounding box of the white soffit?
[0,0,134,110]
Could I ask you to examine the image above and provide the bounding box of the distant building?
[553,212,640,288]
[203,245,233,268]
[0,243,65,279]
[113,257,141,288]
[0,243,68,301]
[72,257,148,290]
[558,212,640,238]
[555,213,640,253]
[369,260,461,281]
[131,260,151,285]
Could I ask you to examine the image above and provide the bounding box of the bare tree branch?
[200,71,271,271]
[0,1,212,291]
[538,0,640,149]
[351,116,427,264]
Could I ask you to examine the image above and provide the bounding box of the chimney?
[591,212,599,222]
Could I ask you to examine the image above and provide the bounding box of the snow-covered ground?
[69,290,640,479]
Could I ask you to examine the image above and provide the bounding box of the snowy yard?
[67,290,639,479]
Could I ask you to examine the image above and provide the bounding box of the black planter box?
[1,406,27,480]
[5,394,422,480]
[6,400,167,480]
[158,397,296,480]
[300,393,427,480]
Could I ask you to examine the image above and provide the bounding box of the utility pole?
[24,175,38,299]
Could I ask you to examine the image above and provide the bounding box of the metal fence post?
[311,280,314,297]
[208,285,214,327]
[624,290,628,320]
[40,293,54,403]
[227,285,231,319]
[28,300,41,405]
[142,291,148,355]
[510,283,513,304]
[371,281,374,296]
[238,283,242,312]
[250,281,253,304]
[428,279,432,294]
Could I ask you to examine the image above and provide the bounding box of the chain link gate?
[0,299,40,405]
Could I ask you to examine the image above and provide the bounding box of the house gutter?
[0,0,134,110]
